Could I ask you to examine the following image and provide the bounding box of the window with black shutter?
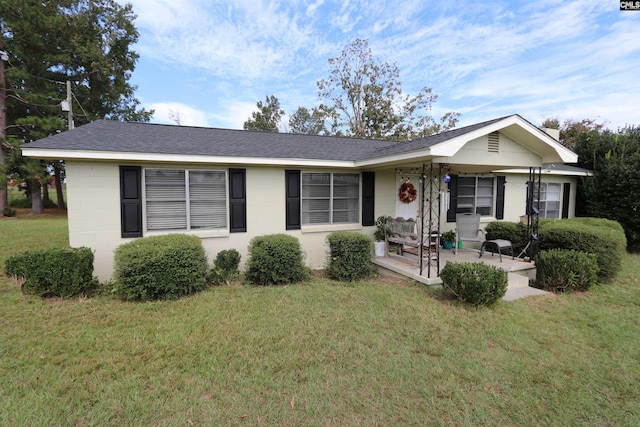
[120,166,143,238]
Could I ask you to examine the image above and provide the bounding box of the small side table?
[479,239,514,262]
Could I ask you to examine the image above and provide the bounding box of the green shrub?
[42,198,57,209]
[7,196,56,209]
[326,232,374,281]
[113,234,208,301]
[208,249,241,285]
[485,221,528,255]
[9,197,31,208]
[539,218,626,282]
[2,207,16,217]
[439,262,508,307]
[245,234,308,285]
[534,249,598,292]
[4,247,97,298]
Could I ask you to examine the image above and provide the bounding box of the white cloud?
[209,101,257,130]
[125,0,319,79]
[120,0,640,132]
[150,102,211,127]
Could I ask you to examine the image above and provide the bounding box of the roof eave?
[20,147,357,168]
[492,167,592,176]
[355,148,433,167]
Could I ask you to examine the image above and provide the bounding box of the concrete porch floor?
[372,247,549,301]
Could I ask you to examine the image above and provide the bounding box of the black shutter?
[120,166,142,238]
[229,168,246,233]
[285,170,301,230]
[495,176,506,220]
[562,182,570,219]
[447,175,458,223]
[361,171,375,226]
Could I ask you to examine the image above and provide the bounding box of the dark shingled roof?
[23,120,390,161]
[22,117,512,162]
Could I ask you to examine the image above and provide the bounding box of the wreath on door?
[398,182,417,204]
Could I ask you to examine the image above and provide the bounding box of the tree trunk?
[53,162,65,209]
[31,179,43,214]
[0,146,7,213]
[0,36,7,214]
[42,180,50,204]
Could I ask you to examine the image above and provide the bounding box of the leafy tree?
[541,117,606,149]
[1,0,152,213]
[574,126,640,252]
[243,95,284,132]
[288,106,333,135]
[315,38,459,140]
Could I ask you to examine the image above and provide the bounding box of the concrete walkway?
[373,250,550,301]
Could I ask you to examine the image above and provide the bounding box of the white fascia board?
[355,148,432,167]
[428,116,529,157]
[492,168,592,176]
[507,115,578,163]
[20,148,356,168]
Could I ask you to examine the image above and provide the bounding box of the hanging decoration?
[398,180,417,204]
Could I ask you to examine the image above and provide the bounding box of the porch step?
[503,272,549,301]
[507,272,530,289]
[372,255,550,301]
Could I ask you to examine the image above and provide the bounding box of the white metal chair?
[455,213,486,254]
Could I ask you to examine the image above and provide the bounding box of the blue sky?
[119,0,640,132]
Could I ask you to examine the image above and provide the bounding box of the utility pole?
[52,80,73,209]
[0,46,9,213]
[66,80,74,130]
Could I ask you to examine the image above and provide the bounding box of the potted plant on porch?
[441,230,456,250]
[374,216,387,256]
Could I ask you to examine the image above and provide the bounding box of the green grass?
[1,215,639,426]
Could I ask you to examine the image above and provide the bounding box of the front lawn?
[1,214,639,425]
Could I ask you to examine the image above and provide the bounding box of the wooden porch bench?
[385,216,438,258]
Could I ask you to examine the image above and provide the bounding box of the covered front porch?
[372,247,548,301]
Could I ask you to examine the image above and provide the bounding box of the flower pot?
[443,241,454,250]
[374,241,386,257]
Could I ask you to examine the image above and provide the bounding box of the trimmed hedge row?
[484,221,528,256]
[4,247,97,298]
[534,249,597,292]
[326,232,374,281]
[486,217,626,283]
[113,234,208,301]
[539,217,626,282]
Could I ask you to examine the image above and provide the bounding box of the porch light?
[443,174,451,183]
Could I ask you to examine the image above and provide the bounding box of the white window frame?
[537,182,562,219]
[301,172,360,226]
[143,168,228,232]
[456,176,494,217]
